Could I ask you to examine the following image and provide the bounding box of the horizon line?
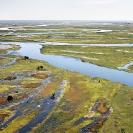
[0,19,133,22]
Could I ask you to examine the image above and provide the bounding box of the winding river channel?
[1,42,133,87]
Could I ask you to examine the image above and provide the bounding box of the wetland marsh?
[0,21,133,133]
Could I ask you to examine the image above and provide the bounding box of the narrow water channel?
[1,42,133,87]
[0,58,16,69]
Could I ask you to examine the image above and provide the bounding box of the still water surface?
[1,42,133,87]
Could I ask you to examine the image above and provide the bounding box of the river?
[1,42,133,87]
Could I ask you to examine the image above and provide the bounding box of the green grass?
[0,85,16,93]
[31,70,133,133]
[0,103,20,114]
[0,49,7,54]
[1,41,133,133]
[128,65,133,72]
[41,45,133,72]
[0,24,133,43]
[99,86,133,133]
[0,56,133,133]
[1,108,40,133]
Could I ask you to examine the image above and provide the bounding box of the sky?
[0,0,133,20]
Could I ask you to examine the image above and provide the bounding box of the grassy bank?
[41,45,133,72]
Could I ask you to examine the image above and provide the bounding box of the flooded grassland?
[0,22,133,44]
[0,44,133,133]
[0,21,133,133]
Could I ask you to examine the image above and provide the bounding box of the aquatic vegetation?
[1,24,133,132]
[31,70,133,133]
[0,85,16,93]
[99,86,133,133]
[20,104,32,112]
[0,49,7,54]
[128,65,133,72]
[41,45,133,72]
[1,23,133,44]
[0,58,13,66]
[1,108,40,133]
[0,53,133,133]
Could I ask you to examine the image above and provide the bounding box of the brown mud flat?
[0,94,27,105]
[31,73,48,79]
[39,82,58,98]
[0,114,9,123]
[4,76,17,81]
[0,97,8,105]
[90,101,109,132]
[90,118,104,132]
[96,102,109,114]
[23,83,41,88]
[81,99,111,133]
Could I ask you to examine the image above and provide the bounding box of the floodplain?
[0,21,133,133]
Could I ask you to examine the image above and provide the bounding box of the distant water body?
[0,20,133,25]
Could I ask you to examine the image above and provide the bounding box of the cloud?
[77,0,117,5]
